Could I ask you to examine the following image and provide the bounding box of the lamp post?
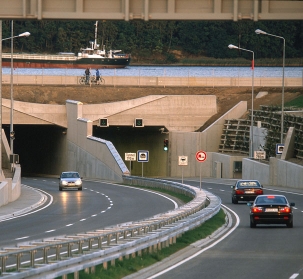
[228,44,255,158]
[255,29,285,144]
[4,21,30,159]
[1,22,30,168]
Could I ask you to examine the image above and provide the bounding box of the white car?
[59,171,82,191]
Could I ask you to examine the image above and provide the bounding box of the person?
[96,69,100,84]
[85,68,90,85]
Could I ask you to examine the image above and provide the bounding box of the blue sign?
[137,150,149,162]
[276,144,284,155]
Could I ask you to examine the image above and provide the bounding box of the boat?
[1,21,131,69]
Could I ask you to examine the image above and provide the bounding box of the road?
[153,178,303,279]
[0,177,177,247]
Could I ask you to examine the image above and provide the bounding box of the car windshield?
[61,172,80,178]
[256,196,287,204]
[237,181,260,188]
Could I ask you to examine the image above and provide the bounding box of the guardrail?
[0,176,221,279]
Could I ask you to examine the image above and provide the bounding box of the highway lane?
[0,177,177,247]
[154,179,303,279]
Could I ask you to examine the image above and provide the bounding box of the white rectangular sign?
[178,156,188,166]
[254,151,266,160]
[125,153,136,161]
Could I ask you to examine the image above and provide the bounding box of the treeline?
[1,20,303,63]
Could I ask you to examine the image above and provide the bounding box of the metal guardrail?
[0,176,221,279]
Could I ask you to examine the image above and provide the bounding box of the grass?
[285,95,303,108]
[59,185,226,279]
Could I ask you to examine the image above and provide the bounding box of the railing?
[0,176,221,279]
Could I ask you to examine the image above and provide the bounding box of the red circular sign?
[196,151,207,162]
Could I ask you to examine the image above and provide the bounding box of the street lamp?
[7,21,30,159]
[255,29,285,144]
[1,21,30,170]
[228,44,255,158]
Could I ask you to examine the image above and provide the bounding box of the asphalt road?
[152,178,303,279]
[0,177,177,247]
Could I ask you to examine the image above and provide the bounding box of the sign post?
[137,150,149,177]
[125,153,136,175]
[178,156,188,184]
[196,150,207,190]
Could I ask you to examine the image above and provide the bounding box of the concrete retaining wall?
[65,100,129,182]
[243,157,303,188]
[0,165,21,207]
[2,74,303,87]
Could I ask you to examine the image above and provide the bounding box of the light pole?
[255,29,285,144]
[3,21,30,159]
[228,44,255,158]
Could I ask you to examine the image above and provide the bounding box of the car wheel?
[59,187,63,191]
[78,187,82,191]
[287,221,293,228]
[250,220,256,228]
[232,197,238,204]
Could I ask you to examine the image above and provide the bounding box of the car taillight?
[236,189,244,194]
[255,189,263,195]
[252,207,263,213]
[280,207,291,213]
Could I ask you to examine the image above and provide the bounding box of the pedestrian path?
[0,185,46,221]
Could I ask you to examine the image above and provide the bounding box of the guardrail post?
[1,256,7,273]
[98,236,102,249]
[107,234,112,246]
[16,253,23,271]
[67,243,73,258]
[43,248,49,264]
[30,250,37,267]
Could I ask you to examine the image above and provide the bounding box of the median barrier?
[0,176,221,279]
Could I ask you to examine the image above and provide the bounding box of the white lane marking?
[91,214,97,217]
[0,186,53,223]
[147,204,240,279]
[15,236,29,240]
[80,219,86,221]
[265,188,303,196]
[290,274,299,279]
[220,189,225,191]
[99,182,179,209]
[66,224,73,227]
[45,229,55,233]
[101,210,106,213]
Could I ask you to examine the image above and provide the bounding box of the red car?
[248,195,295,228]
[231,180,263,204]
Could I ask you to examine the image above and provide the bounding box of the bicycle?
[91,75,105,85]
[79,75,105,85]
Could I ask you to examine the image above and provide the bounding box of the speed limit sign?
[196,150,207,162]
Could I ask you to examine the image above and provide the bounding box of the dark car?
[59,171,82,191]
[248,195,295,228]
[231,179,263,204]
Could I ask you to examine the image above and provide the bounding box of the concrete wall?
[242,157,303,188]
[66,100,129,182]
[2,74,303,87]
[0,165,21,207]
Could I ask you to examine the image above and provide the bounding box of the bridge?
[1,0,303,21]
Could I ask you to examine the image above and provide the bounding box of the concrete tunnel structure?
[1,94,227,179]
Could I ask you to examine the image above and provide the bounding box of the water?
[2,66,303,78]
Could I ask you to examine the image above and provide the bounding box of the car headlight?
[61,180,68,186]
[75,179,82,186]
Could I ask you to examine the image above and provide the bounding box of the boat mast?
[94,21,98,49]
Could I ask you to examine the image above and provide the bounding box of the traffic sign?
[137,150,149,162]
[125,153,136,161]
[178,156,188,166]
[196,150,207,162]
